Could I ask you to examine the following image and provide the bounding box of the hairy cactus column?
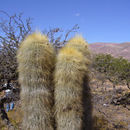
[66,35,90,59]
[17,32,55,130]
[66,36,93,130]
[54,47,88,130]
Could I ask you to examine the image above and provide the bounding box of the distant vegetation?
[92,54,130,89]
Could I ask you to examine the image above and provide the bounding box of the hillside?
[89,42,130,60]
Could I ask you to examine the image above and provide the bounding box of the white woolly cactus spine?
[17,32,55,130]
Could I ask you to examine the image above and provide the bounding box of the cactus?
[17,32,55,130]
[67,36,93,130]
[66,35,90,60]
[54,35,92,130]
[54,46,88,130]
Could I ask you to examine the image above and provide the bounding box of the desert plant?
[66,35,90,59]
[66,36,92,129]
[54,36,92,130]
[117,58,130,89]
[93,54,120,89]
[0,11,32,82]
[17,32,55,130]
[93,54,130,90]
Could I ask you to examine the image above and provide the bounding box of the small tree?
[0,11,32,82]
[43,24,79,49]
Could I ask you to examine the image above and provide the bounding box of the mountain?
[89,42,130,60]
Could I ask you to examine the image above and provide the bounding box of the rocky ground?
[91,81,130,130]
[0,81,130,130]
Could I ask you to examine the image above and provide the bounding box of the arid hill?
[89,42,130,60]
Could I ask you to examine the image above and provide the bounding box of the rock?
[111,92,130,106]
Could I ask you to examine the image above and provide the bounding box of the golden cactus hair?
[67,35,93,130]
[54,46,88,130]
[54,35,93,130]
[66,35,90,59]
[17,32,55,130]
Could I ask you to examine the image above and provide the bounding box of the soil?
[0,81,130,129]
[91,81,130,130]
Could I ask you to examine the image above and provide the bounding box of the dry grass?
[0,104,22,130]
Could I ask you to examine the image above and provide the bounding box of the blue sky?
[0,0,130,43]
